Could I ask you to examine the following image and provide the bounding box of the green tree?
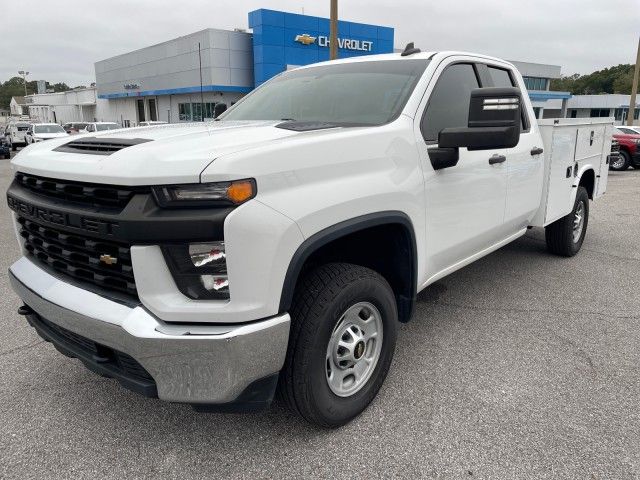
[550,64,636,94]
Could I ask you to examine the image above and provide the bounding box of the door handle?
[489,154,506,165]
[530,147,544,156]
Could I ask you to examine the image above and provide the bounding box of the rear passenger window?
[487,67,513,88]
[487,65,529,132]
[422,63,479,142]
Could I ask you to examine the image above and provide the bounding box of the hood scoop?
[53,137,152,156]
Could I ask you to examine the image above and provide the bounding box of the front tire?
[278,263,398,428]
[545,186,589,257]
[610,151,629,171]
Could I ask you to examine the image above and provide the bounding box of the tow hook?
[17,305,34,316]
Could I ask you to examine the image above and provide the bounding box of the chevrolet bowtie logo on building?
[294,34,317,45]
[294,33,373,52]
[99,254,118,265]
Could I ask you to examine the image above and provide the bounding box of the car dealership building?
[88,8,571,126]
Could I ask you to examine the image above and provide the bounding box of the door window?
[421,63,479,142]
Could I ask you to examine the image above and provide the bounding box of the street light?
[18,70,29,98]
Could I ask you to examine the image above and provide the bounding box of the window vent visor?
[53,137,152,156]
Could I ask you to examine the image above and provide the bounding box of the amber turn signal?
[227,180,255,204]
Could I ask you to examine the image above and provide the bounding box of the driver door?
[414,60,510,282]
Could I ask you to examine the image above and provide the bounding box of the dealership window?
[178,102,220,121]
[590,108,610,117]
[569,109,577,118]
[136,99,145,122]
[148,99,158,121]
[523,76,548,91]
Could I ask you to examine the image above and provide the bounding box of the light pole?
[18,70,29,97]
[627,36,640,126]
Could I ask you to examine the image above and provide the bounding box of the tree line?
[0,78,84,110]
[550,64,636,95]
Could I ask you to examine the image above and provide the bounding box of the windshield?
[34,125,65,134]
[222,59,429,126]
[96,123,120,131]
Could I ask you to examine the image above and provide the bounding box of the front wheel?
[278,263,398,428]
[545,186,589,257]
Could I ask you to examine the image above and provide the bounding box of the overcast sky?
[4,0,639,86]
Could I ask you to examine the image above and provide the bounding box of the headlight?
[153,179,256,207]
[635,139,640,145]
[162,242,229,300]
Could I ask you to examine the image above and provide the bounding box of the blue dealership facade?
[248,9,394,86]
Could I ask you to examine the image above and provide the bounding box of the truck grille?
[14,172,146,209]
[18,216,137,298]
[611,139,620,154]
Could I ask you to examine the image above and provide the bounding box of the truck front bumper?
[9,258,290,410]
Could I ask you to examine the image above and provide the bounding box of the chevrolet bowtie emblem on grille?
[294,34,317,45]
[99,254,118,265]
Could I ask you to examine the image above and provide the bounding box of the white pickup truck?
[6,48,613,427]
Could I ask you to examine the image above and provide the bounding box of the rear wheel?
[278,263,398,428]
[11,141,16,151]
[609,151,629,171]
[545,186,589,257]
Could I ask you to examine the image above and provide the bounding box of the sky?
[3,0,639,87]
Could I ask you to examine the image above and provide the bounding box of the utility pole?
[18,70,29,97]
[198,42,204,121]
[627,36,640,126]
[329,0,338,60]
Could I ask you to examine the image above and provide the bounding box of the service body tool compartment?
[530,118,613,227]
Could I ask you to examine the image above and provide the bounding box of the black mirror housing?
[438,87,522,150]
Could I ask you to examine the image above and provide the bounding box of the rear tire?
[545,186,589,257]
[278,263,398,428]
[11,142,16,151]
[609,151,629,171]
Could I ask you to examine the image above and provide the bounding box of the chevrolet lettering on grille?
[7,195,119,236]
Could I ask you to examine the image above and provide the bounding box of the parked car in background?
[25,124,69,144]
[139,121,168,126]
[63,122,88,134]
[0,137,10,159]
[615,126,640,135]
[4,121,31,150]
[611,128,640,170]
[82,122,121,133]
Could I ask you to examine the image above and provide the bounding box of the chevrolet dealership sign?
[295,33,373,52]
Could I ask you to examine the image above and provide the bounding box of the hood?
[613,132,640,140]
[35,132,69,139]
[10,121,307,185]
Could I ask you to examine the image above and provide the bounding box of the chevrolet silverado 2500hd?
[6,48,613,428]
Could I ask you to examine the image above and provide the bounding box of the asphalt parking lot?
[0,150,639,479]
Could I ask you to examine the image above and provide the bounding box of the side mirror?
[429,87,522,170]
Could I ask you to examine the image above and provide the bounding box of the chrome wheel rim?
[611,156,625,169]
[325,302,383,397]
[573,201,585,243]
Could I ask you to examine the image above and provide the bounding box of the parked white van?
[4,121,31,150]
